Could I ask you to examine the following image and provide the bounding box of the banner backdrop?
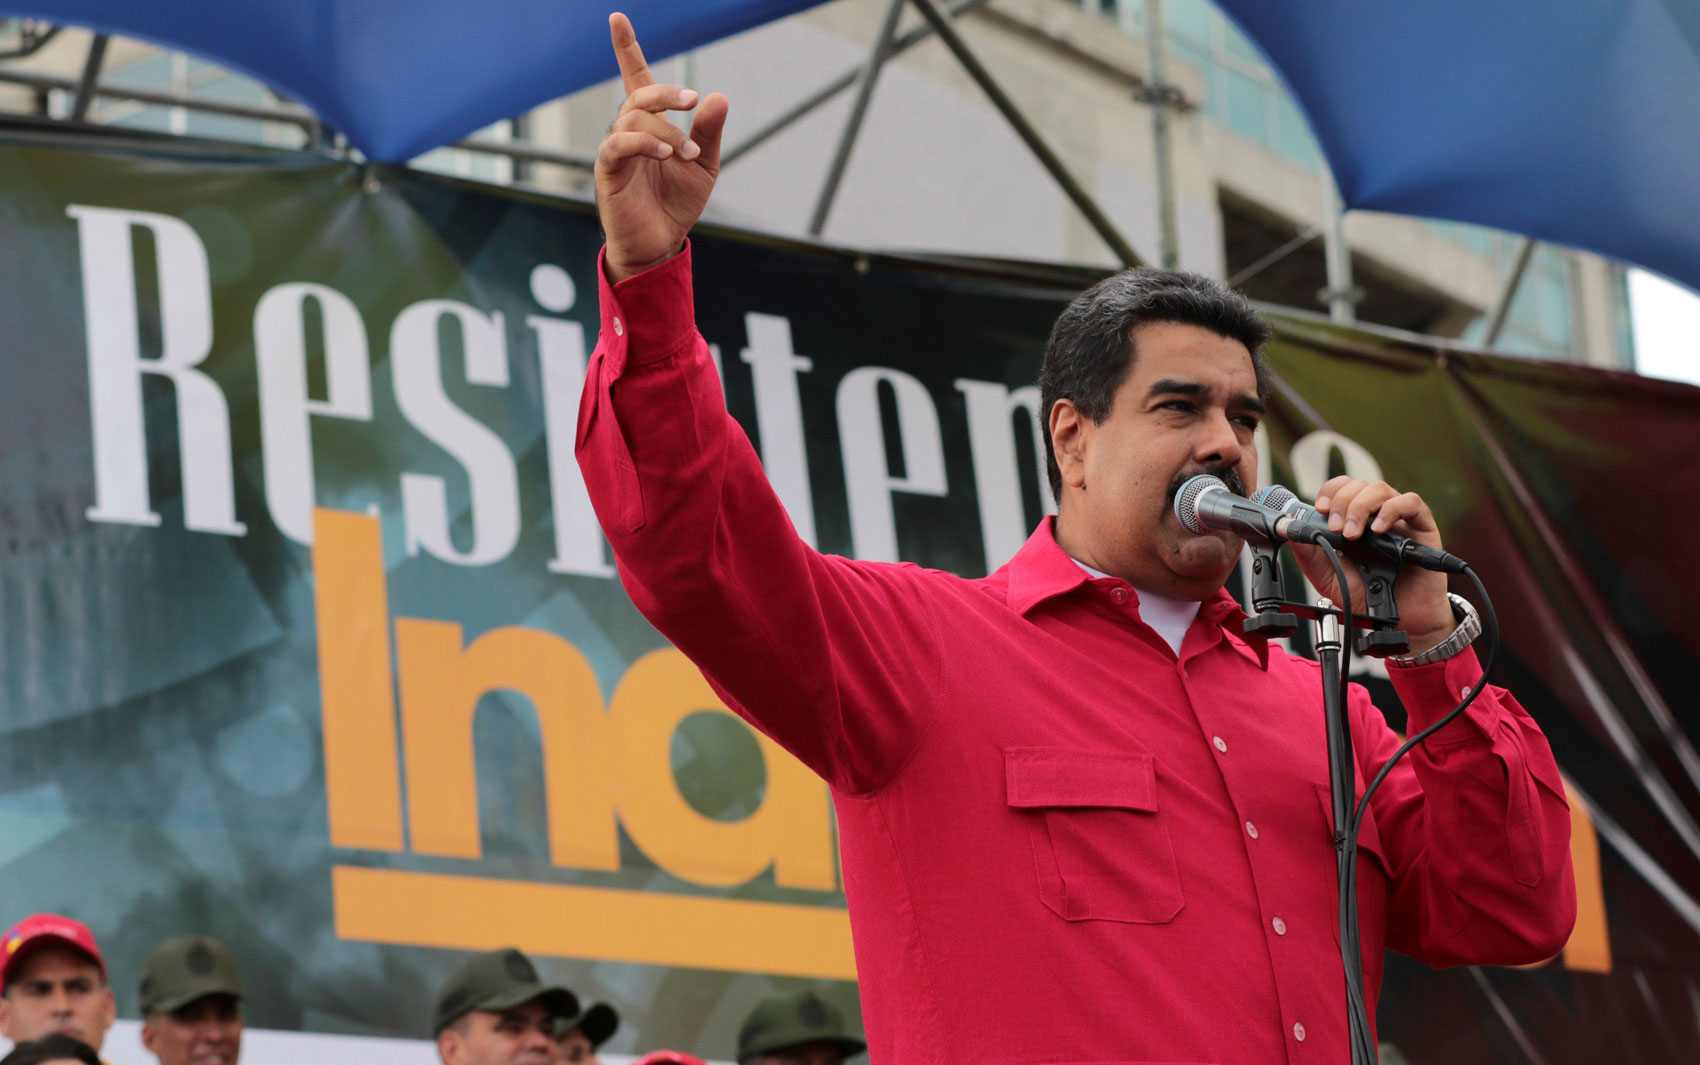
[0,123,1697,1063]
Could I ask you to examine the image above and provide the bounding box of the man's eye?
[1232,415,1261,429]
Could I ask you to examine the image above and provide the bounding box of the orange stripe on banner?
[332,866,857,980]
[314,509,405,852]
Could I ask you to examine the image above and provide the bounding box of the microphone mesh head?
[1173,475,1225,535]
[1252,484,1298,513]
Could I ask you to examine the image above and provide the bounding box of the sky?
[1629,270,1700,386]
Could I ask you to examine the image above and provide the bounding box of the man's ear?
[0,995,12,1040]
[101,986,116,1027]
[438,1027,460,1065]
[1049,398,1089,491]
[141,1016,159,1052]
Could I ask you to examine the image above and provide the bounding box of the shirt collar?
[1003,517,1095,616]
[1003,518,1269,670]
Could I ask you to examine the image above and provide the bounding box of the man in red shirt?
[577,14,1576,1064]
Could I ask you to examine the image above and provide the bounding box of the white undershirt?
[1073,560,1202,656]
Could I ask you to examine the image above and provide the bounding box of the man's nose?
[1194,409,1244,467]
[523,1028,553,1050]
[48,988,72,1014]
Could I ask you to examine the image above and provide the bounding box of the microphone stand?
[1315,599,1375,1065]
[1242,545,1402,1065]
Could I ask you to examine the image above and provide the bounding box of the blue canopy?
[7,0,1700,296]
[0,1,830,160]
[1214,0,1700,296]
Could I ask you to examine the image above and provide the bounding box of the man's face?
[746,1043,848,1065]
[439,1001,558,1065]
[1050,321,1262,600]
[0,945,116,1050]
[554,1027,598,1064]
[141,993,243,1065]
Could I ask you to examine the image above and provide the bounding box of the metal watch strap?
[1388,592,1481,668]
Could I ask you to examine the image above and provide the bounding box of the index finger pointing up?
[609,12,655,95]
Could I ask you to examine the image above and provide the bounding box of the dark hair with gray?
[0,1034,102,1065]
[1037,267,1272,498]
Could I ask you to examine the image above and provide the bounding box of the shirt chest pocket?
[1005,747,1185,924]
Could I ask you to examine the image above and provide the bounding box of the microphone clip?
[1243,545,1299,639]
[1241,540,1410,657]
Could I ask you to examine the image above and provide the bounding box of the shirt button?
[612,316,624,336]
[1213,736,1227,753]
[1110,586,1130,605]
[1245,821,1259,839]
[1293,1022,1306,1042]
[1461,684,1472,698]
[1272,916,1287,935]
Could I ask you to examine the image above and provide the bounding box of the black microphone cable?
[1315,550,1500,1065]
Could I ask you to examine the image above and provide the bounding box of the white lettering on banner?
[61,199,1154,578]
[255,283,375,544]
[954,379,1053,573]
[836,367,949,562]
[68,204,245,535]
[741,314,819,547]
[391,301,521,566]
[1288,430,1385,499]
[530,264,615,578]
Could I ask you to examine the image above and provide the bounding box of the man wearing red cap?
[0,915,114,1060]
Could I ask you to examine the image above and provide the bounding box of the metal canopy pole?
[721,0,990,169]
[1319,173,1358,323]
[69,33,108,122]
[453,136,597,171]
[1139,0,1181,269]
[808,0,907,236]
[0,67,317,129]
[1227,225,1320,289]
[907,0,1142,268]
[1482,236,1536,346]
[0,21,62,61]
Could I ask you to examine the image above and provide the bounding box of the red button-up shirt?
[575,245,1576,1065]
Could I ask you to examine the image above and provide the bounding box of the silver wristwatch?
[1388,593,1482,668]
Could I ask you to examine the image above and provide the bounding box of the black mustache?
[1167,467,1246,506]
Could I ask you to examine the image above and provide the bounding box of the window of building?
[66,50,305,149]
[410,119,517,184]
[1611,270,1637,367]
[1458,242,1578,358]
[1076,0,1323,168]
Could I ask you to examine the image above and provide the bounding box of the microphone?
[1173,474,1286,548]
[1175,475,1468,574]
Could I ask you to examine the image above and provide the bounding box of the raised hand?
[596,12,730,282]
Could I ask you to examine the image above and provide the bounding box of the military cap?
[432,947,579,1035]
[557,1001,620,1047]
[139,935,244,1015]
[737,989,865,1062]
